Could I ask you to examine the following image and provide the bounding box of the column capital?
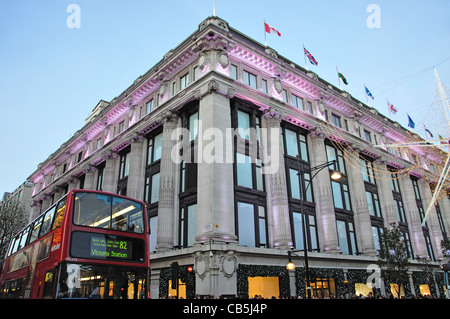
[308,127,326,139]
[157,109,178,128]
[127,132,145,144]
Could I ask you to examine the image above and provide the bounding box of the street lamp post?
[290,156,342,299]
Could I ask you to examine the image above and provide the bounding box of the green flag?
[338,72,348,85]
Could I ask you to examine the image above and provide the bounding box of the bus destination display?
[90,236,132,260]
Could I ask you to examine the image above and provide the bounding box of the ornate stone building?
[27,17,450,298]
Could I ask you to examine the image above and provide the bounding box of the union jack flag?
[304,47,318,66]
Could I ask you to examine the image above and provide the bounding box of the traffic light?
[171,262,179,289]
[442,264,450,272]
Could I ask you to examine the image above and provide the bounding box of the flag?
[365,86,374,100]
[387,100,397,114]
[424,125,433,138]
[407,114,415,129]
[338,72,348,85]
[304,47,318,66]
[264,22,281,36]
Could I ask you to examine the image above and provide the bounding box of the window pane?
[331,181,344,209]
[150,173,160,203]
[366,191,374,216]
[256,159,264,191]
[238,202,255,247]
[258,206,267,246]
[237,110,251,140]
[153,133,163,161]
[149,216,158,252]
[293,212,304,250]
[372,226,381,251]
[309,215,318,250]
[187,204,197,247]
[285,129,299,157]
[337,220,349,254]
[111,197,144,233]
[73,192,111,229]
[289,169,300,199]
[237,153,253,188]
[40,206,56,237]
[189,112,198,141]
[29,216,44,243]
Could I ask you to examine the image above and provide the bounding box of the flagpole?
[364,83,369,106]
[303,44,308,71]
[213,0,216,16]
[387,98,391,119]
[264,20,267,47]
[336,66,341,90]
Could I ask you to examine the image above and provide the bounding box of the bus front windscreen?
[73,192,145,234]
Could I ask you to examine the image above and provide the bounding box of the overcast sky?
[1,0,449,196]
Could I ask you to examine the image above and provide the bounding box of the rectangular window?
[243,70,257,88]
[337,220,357,255]
[292,211,318,251]
[332,114,341,128]
[284,128,308,161]
[189,112,198,142]
[332,181,344,209]
[282,89,288,103]
[237,110,251,140]
[237,202,256,247]
[364,130,372,143]
[236,153,253,189]
[360,158,376,184]
[193,66,199,82]
[262,79,268,94]
[119,152,130,180]
[292,94,304,110]
[230,64,238,80]
[150,173,160,204]
[306,101,313,114]
[180,204,198,248]
[366,191,382,218]
[237,202,267,248]
[180,73,189,90]
[146,100,153,114]
[372,226,383,252]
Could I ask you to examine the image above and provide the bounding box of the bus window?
[40,206,56,238]
[11,233,22,255]
[74,192,111,229]
[111,198,144,233]
[52,199,66,230]
[18,226,30,250]
[29,216,44,243]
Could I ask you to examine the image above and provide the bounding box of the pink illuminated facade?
[26,17,450,298]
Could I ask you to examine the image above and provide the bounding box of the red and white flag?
[264,22,281,36]
[387,100,397,114]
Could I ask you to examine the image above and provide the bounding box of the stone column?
[262,106,292,249]
[438,196,450,236]
[418,179,443,260]
[30,200,42,221]
[308,129,339,253]
[399,174,428,258]
[373,159,398,227]
[82,164,96,190]
[156,111,179,251]
[101,151,119,193]
[345,146,376,256]
[195,90,236,244]
[126,133,146,201]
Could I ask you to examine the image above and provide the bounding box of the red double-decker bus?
[0,190,150,299]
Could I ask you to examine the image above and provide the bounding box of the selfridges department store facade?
[28,17,450,298]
